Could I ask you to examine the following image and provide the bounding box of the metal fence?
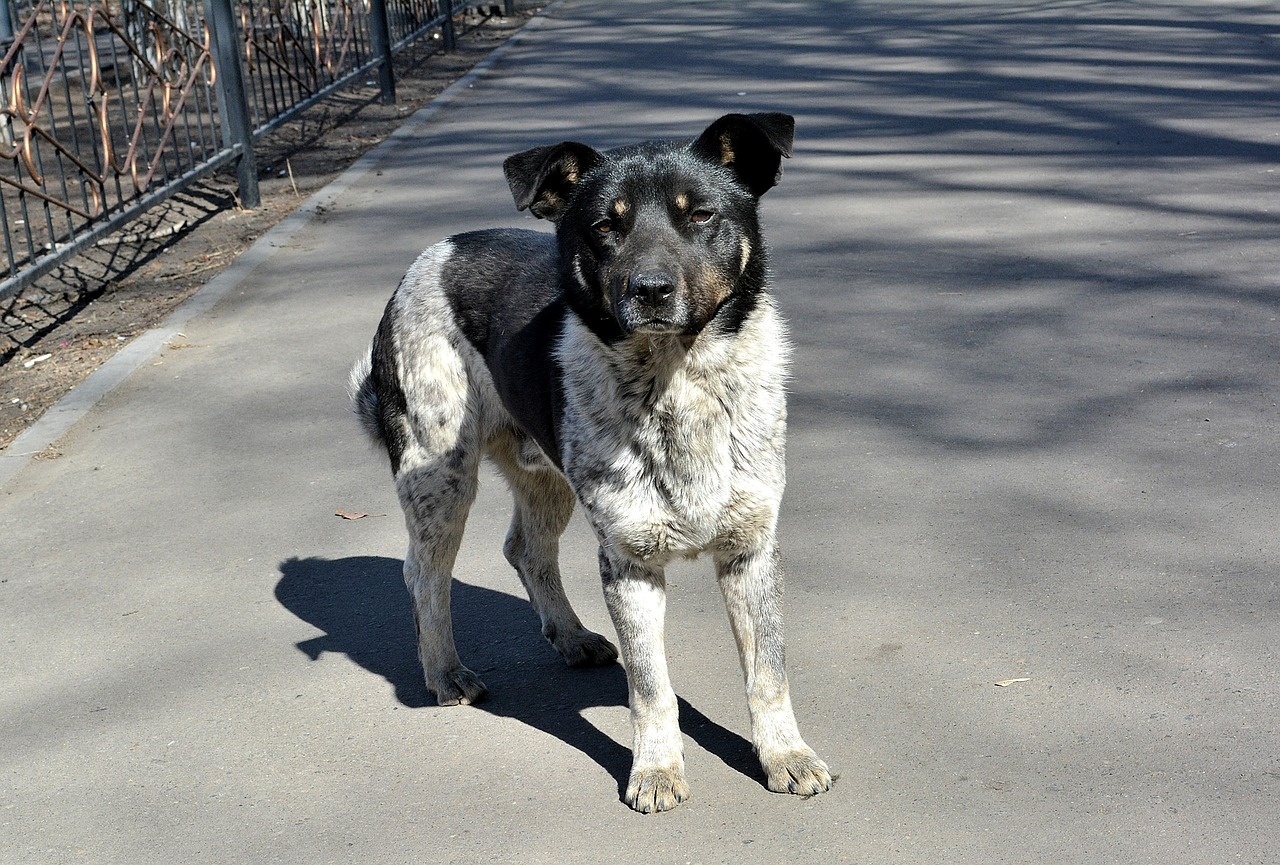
[0,0,492,300]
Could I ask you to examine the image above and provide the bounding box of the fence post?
[0,0,13,155]
[0,0,13,45]
[368,0,396,104]
[441,0,455,51]
[204,0,260,208]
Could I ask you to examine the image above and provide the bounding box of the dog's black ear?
[503,142,601,222]
[692,112,795,197]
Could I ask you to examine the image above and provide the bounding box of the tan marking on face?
[612,198,630,217]
[675,192,689,211]
[739,237,752,274]
[692,262,736,326]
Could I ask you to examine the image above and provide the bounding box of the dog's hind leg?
[391,347,488,706]
[600,551,689,813]
[488,433,619,668]
[369,242,511,706]
[396,440,487,706]
[716,543,832,796]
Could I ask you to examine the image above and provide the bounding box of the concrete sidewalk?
[3,1,1278,861]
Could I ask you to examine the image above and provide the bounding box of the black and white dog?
[350,113,831,812]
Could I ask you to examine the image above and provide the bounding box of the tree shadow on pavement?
[274,555,761,797]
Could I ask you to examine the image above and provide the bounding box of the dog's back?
[350,228,563,472]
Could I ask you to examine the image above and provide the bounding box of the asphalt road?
[3,1,1278,862]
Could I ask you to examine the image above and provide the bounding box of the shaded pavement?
[2,1,1278,861]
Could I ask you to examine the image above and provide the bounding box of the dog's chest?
[558,319,787,564]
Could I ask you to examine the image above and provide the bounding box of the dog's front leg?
[716,543,832,796]
[599,550,688,813]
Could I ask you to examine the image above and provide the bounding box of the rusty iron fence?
[0,0,502,300]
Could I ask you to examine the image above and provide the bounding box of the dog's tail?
[348,349,385,447]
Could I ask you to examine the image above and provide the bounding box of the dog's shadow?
[275,555,761,797]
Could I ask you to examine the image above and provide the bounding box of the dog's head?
[503,113,794,342]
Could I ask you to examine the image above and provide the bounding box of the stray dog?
[350,113,831,812]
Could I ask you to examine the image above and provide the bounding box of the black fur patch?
[368,293,411,474]
[442,230,569,467]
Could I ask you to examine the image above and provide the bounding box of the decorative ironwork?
[1,0,472,298]
[385,0,445,48]
[1,0,222,287]
[239,0,370,128]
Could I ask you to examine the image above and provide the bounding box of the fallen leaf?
[994,678,1031,688]
[335,509,386,520]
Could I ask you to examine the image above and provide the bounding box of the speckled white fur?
[557,297,789,565]
[554,297,829,809]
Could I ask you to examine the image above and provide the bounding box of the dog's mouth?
[618,312,702,339]
[614,289,698,337]
[627,318,684,335]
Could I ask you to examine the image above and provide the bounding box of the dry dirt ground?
[0,6,537,454]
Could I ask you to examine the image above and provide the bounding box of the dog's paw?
[555,629,620,668]
[625,766,690,814]
[762,748,832,796]
[428,666,488,706]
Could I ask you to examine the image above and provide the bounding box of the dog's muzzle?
[617,269,689,334]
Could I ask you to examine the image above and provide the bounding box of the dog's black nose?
[628,271,676,306]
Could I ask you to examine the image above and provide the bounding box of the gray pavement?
[3,1,1279,861]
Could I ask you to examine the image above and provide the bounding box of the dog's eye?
[689,210,715,225]
[593,219,614,236]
